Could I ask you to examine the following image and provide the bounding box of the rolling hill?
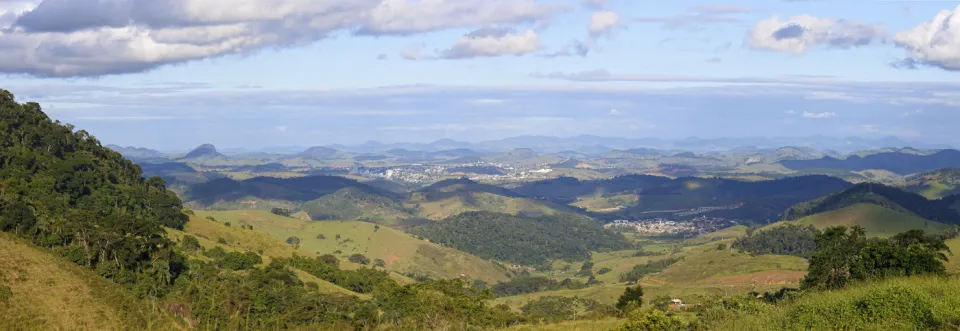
[180,143,230,162]
[902,168,960,199]
[516,175,853,223]
[192,210,511,283]
[300,186,413,225]
[780,149,960,175]
[782,182,960,226]
[782,203,952,238]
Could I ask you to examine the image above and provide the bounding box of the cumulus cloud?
[0,0,564,77]
[439,27,540,59]
[608,108,623,115]
[893,5,960,71]
[746,15,886,53]
[802,111,837,118]
[589,10,621,38]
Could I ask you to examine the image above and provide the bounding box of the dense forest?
[408,211,631,265]
[783,183,960,224]
[185,175,379,205]
[299,186,411,222]
[732,224,819,258]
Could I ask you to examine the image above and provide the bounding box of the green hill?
[903,168,960,199]
[783,203,952,238]
[783,182,960,226]
[193,210,511,283]
[408,211,632,265]
[300,186,412,225]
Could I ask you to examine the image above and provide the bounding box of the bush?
[348,254,371,265]
[373,258,386,267]
[597,267,613,275]
[617,309,687,331]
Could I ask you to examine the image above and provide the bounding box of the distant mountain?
[515,175,853,223]
[295,146,343,159]
[185,175,365,206]
[781,149,960,175]
[432,148,485,158]
[783,183,960,225]
[106,145,168,162]
[428,138,473,151]
[181,143,228,161]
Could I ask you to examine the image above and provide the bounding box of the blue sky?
[1,0,958,151]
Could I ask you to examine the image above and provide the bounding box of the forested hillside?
[902,168,960,199]
[408,211,632,265]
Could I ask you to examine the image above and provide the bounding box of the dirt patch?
[702,270,806,285]
[386,254,402,265]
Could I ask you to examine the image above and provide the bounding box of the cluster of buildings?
[605,215,738,235]
[356,161,556,183]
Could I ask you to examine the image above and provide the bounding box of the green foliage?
[491,276,587,296]
[348,253,371,265]
[617,309,687,331]
[373,258,386,267]
[619,257,681,282]
[278,255,394,293]
[732,224,818,258]
[616,284,644,311]
[285,236,300,249]
[0,90,188,296]
[597,267,612,275]
[218,251,262,270]
[300,186,410,223]
[803,226,950,290]
[716,243,727,250]
[521,296,616,323]
[373,278,523,329]
[409,211,631,264]
[180,235,201,252]
[269,207,290,217]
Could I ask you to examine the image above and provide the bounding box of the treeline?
[619,257,681,282]
[783,183,960,224]
[732,224,818,258]
[491,276,594,297]
[408,211,631,265]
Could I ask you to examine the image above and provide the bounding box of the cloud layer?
[893,5,960,71]
[0,0,564,76]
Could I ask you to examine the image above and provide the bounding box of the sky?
[0,0,959,151]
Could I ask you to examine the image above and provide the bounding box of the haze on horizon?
[1,0,958,150]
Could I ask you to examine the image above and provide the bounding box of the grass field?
[780,203,952,237]
[0,233,174,331]
[709,276,960,330]
[194,210,510,283]
[921,181,957,200]
[572,194,639,212]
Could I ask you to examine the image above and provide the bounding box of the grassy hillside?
[300,186,412,225]
[783,203,952,237]
[903,168,960,199]
[707,276,960,330]
[784,183,960,226]
[572,194,639,212]
[0,234,172,330]
[193,210,510,283]
[781,149,960,175]
[409,191,575,220]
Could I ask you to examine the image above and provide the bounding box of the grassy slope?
[0,234,174,331]
[710,276,960,330]
[782,203,952,237]
[194,210,510,283]
[496,227,806,310]
[409,192,571,220]
[572,194,639,212]
[499,318,622,331]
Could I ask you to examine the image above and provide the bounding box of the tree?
[348,254,371,265]
[270,207,290,217]
[616,284,644,311]
[286,236,301,249]
[373,258,386,267]
[716,243,727,251]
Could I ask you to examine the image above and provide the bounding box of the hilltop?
[181,143,229,161]
[300,186,412,225]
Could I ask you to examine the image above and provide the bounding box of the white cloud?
[589,10,621,38]
[785,109,797,114]
[802,111,837,118]
[746,15,886,54]
[893,5,960,71]
[608,108,623,115]
[275,125,288,132]
[0,0,564,77]
[440,28,540,59]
